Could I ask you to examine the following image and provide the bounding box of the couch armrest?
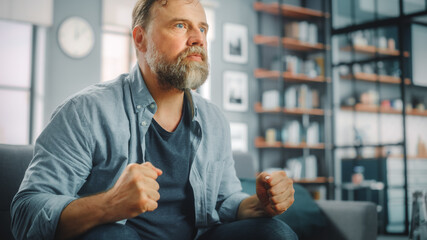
[316,200,377,240]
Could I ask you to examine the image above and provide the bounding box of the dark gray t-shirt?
[126,97,195,239]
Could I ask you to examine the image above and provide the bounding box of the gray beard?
[146,43,209,91]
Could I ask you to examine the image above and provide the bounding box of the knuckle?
[271,196,279,204]
[130,175,141,186]
[128,163,139,171]
[143,161,153,167]
[136,183,145,193]
[140,196,149,207]
[154,182,160,191]
[154,192,160,201]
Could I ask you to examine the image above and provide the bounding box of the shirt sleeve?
[215,118,250,222]
[11,99,94,240]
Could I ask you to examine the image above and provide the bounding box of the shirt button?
[136,105,142,109]
[150,104,155,109]
[141,121,147,126]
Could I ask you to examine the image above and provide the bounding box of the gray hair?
[132,0,167,30]
[132,0,198,30]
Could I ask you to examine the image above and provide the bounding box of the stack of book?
[286,155,318,180]
[285,21,318,44]
[284,84,320,109]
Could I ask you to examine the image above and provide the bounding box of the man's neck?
[140,64,185,132]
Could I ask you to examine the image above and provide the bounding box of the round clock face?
[58,16,95,59]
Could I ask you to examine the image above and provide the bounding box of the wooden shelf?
[340,45,410,57]
[254,102,282,113]
[255,137,282,148]
[254,35,327,52]
[283,108,324,116]
[255,137,325,150]
[341,104,402,114]
[407,109,427,117]
[283,37,327,51]
[388,154,427,159]
[293,177,334,184]
[255,68,329,83]
[255,103,324,115]
[341,105,427,116]
[378,75,411,85]
[284,142,325,149]
[253,2,329,19]
[380,107,403,115]
[340,73,411,85]
[340,104,377,113]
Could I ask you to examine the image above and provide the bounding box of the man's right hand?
[103,162,163,221]
[55,162,162,240]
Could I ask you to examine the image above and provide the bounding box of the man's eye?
[176,23,185,29]
[200,27,206,33]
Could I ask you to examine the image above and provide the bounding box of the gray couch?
[0,145,378,240]
[0,144,33,240]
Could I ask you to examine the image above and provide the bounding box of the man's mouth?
[186,54,203,62]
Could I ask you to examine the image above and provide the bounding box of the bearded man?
[11,1,297,240]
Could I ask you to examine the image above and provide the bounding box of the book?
[308,23,318,44]
[287,120,301,144]
[305,155,318,179]
[307,122,320,145]
[287,158,303,180]
[299,21,308,42]
[262,90,280,110]
[284,86,297,109]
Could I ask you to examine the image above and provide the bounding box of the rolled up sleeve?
[11,99,93,240]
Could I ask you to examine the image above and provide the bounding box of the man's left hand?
[256,171,295,216]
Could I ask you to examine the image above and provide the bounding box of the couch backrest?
[232,151,257,179]
[0,144,33,240]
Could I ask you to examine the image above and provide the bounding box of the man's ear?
[133,26,147,53]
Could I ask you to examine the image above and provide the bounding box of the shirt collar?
[128,64,198,120]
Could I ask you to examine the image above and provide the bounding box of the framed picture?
[223,23,248,64]
[229,122,248,152]
[223,71,248,112]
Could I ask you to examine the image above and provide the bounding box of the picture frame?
[223,71,248,112]
[223,23,248,64]
[229,122,248,152]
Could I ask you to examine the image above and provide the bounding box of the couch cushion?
[240,179,329,240]
[0,144,33,240]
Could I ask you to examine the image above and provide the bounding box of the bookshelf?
[331,0,427,234]
[254,0,332,200]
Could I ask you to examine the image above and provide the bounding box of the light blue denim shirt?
[11,65,249,240]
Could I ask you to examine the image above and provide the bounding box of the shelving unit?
[331,0,427,234]
[254,0,332,200]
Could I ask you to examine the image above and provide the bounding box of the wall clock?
[58,16,95,59]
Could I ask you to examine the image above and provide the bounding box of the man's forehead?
[151,0,206,19]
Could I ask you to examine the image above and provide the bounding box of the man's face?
[144,0,209,90]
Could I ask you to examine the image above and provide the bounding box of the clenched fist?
[104,162,163,221]
[256,171,295,216]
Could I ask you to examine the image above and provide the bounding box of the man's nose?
[187,29,205,46]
